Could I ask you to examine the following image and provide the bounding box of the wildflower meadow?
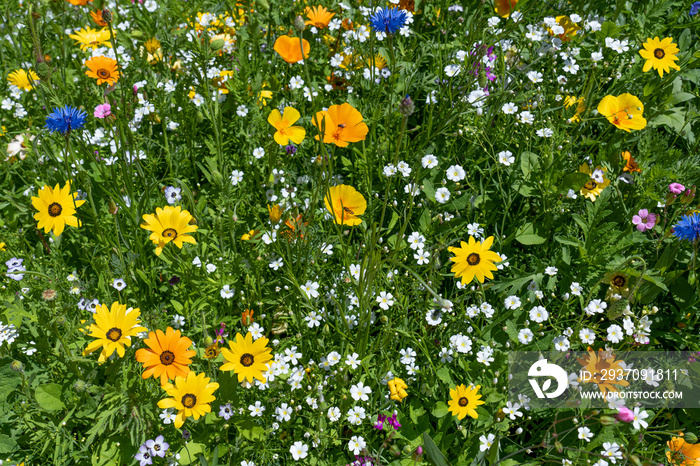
[2,0,700,465]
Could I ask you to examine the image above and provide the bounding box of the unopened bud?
[294,15,306,32]
[74,380,87,392]
[600,415,618,425]
[554,441,563,453]
[210,39,225,51]
[101,9,113,23]
[10,360,24,372]
[203,335,214,347]
[684,432,698,444]
[35,62,51,80]
[108,199,118,215]
[399,95,415,117]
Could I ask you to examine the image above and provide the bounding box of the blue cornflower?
[672,213,700,242]
[691,2,700,15]
[369,7,407,35]
[45,105,87,134]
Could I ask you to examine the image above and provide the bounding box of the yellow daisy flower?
[448,236,502,285]
[31,182,85,237]
[448,384,485,420]
[157,372,219,429]
[69,27,112,51]
[220,332,273,384]
[83,302,147,363]
[639,37,680,78]
[8,69,39,91]
[140,206,198,256]
[579,164,610,202]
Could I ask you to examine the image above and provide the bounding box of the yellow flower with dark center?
[597,93,647,132]
[204,342,220,359]
[576,348,630,395]
[140,206,198,256]
[268,107,306,146]
[305,5,335,29]
[157,372,219,429]
[32,182,85,237]
[324,184,367,226]
[388,377,408,402]
[220,332,273,383]
[448,236,501,285]
[639,37,680,78]
[579,164,610,202]
[84,56,119,85]
[69,27,112,51]
[604,271,631,297]
[8,69,39,91]
[135,327,196,386]
[448,384,485,420]
[83,302,147,363]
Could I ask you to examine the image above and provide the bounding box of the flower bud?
[210,39,225,51]
[203,335,214,347]
[101,9,113,23]
[684,432,698,444]
[35,61,51,80]
[74,379,87,392]
[600,415,618,425]
[399,95,415,117]
[108,198,118,215]
[10,360,24,372]
[294,15,306,32]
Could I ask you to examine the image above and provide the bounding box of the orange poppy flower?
[68,0,93,5]
[622,151,641,173]
[305,5,335,29]
[84,56,119,85]
[312,103,368,147]
[273,35,310,63]
[242,309,255,326]
[135,327,196,386]
[494,0,518,17]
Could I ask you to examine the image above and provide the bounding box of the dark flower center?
[106,327,122,342]
[153,444,161,451]
[181,394,197,408]
[48,202,63,217]
[653,48,665,59]
[584,180,598,190]
[466,253,481,266]
[160,350,175,365]
[240,353,254,367]
[162,228,178,239]
[612,275,626,288]
[458,397,468,407]
[97,68,110,78]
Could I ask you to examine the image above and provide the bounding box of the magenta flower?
[374,414,386,430]
[669,183,685,194]
[616,406,634,423]
[632,209,656,232]
[94,103,111,119]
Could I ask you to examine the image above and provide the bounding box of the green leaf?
[514,222,546,245]
[520,151,539,179]
[422,431,451,466]
[178,443,205,465]
[432,402,450,418]
[422,178,436,202]
[419,207,431,232]
[670,92,695,105]
[0,358,22,402]
[558,172,590,194]
[35,384,65,411]
[436,367,452,385]
[237,420,265,441]
[0,434,17,454]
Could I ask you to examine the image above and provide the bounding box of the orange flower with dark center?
[135,327,196,386]
[273,35,310,63]
[305,5,335,29]
[667,434,700,466]
[204,342,220,359]
[90,9,108,27]
[312,103,368,147]
[85,56,119,85]
[576,348,630,395]
[622,151,641,173]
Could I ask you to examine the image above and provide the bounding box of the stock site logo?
[528,359,569,399]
